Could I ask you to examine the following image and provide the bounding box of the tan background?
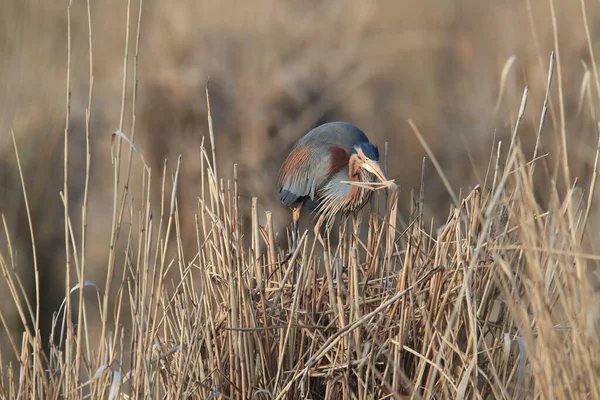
[0,0,598,352]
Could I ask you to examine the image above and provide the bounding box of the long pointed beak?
[362,160,387,182]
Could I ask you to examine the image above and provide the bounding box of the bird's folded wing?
[278,145,349,207]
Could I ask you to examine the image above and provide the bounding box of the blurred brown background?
[1,0,599,353]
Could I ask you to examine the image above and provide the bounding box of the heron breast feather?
[327,146,350,178]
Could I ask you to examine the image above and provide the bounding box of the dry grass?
[2,0,600,399]
[2,104,600,398]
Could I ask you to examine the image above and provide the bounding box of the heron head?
[352,142,387,182]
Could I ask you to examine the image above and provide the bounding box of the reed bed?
[1,2,600,399]
[1,114,600,398]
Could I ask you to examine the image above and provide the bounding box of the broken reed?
[1,130,599,399]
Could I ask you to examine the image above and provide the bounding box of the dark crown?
[353,142,379,161]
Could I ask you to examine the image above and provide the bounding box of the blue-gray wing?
[278,122,369,208]
[296,122,370,148]
[278,146,334,207]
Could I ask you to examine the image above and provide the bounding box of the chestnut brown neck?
[346,154,371,209]
[348,154,362,182]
